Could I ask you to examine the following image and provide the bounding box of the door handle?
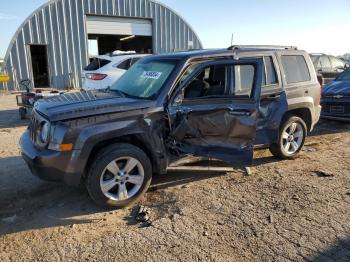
[261,94,281,101]
[267,94,281,100]
[228,109,252,116]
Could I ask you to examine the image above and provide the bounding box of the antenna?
[230,33,234,46]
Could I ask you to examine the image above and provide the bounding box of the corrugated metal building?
[1,0,203,91]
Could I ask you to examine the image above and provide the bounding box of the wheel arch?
[83,134,162,180]
[283,107,312,133]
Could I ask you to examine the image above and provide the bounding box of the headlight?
[40,121,50,144]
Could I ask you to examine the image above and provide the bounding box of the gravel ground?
[0,93,349,262]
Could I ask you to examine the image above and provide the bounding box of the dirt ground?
[0,93,349,262]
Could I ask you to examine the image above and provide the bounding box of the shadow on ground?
[310,119,350,137]
[0,109,29,128]
[311,237,350,262]
[0,156,227,236]
[150,170,225,192]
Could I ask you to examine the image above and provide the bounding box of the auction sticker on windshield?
[141,71,162,79]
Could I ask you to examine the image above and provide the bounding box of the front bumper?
[20,130,84,186]
[321,99,350,122]
[321,115,350,122]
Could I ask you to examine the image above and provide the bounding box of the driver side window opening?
[183,64,231,99]
[181,64,255,100]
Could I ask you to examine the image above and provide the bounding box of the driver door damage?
[166,58,264,168]
[169,108,257,167]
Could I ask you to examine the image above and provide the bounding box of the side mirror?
[345,64,350,69]
[173,89,185,105]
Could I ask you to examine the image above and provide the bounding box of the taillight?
[85,73,107,80]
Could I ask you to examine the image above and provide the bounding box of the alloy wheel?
[100,157,145,201]
[281,122,304,155]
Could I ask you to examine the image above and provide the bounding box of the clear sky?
[0,0,349,58]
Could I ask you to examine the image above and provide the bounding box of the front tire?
[269,115,307,159]
[86,143,152,208]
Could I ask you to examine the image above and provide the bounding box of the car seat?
[184,71,209,98]
[204,66,227,96]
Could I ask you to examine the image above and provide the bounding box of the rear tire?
[86,143,152,209]
[269,115,307,159]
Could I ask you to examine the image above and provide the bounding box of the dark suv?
[310,53,349,86]
[20,46,321,208]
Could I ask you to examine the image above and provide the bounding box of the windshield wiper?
[108,88,128,98]
[108,88,152,100]
[102,87,125,97]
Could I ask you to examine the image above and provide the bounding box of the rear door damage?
[167,58,263,167]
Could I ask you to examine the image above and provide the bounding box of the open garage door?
[86,16,152,36]
[86,16,153,57]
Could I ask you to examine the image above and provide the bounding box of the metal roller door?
[86,16,153,36]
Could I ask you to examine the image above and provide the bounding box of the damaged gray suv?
[20,46,321,208]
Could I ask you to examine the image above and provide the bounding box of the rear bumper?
[311,105,322,131]
[20,130,84,186]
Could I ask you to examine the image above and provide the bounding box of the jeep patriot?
[20,46,321,208]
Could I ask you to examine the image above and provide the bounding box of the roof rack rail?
[228,45,298,50]
[309,53,326,56]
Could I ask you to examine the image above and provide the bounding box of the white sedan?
[81,51,149,91]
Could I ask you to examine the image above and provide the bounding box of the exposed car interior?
[183,64,255,99]
[184,65,230,99]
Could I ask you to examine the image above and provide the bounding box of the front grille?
[322,102,350,114]
[29,111,48,145]
[29,114,40,144]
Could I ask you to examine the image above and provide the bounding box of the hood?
[323,80,350,97]
[34,91,156,122]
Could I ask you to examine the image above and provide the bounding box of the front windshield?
[110,60,177,99]
[336,68,350,81]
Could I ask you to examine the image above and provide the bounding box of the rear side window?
[310,56,318,64]
[84,58,111,71]
[238,65,255,94]
[263,56,278,86]
[319,56,331,69]
[130,57,142,67]
[236,56,278,93]
[117,59,132,70]
[281,55,311,84]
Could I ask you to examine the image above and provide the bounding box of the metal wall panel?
[1,0,203,91]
